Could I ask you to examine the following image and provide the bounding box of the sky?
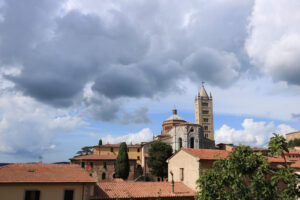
[0,0,300,163]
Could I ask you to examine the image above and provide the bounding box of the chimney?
[170,171,174,193]
[172,109,177,115]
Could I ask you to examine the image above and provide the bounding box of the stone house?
[286,131,300,142]
[70,154,141,182]
[167,148,229,190]
[0,163,95,200]
[93,144,142,166]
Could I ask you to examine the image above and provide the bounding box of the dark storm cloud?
[0,0,254,122]
[120,107,151,125]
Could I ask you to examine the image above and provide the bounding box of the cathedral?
[154,84,215,151]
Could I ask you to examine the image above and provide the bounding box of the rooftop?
[92,182,195,199]
[94,144,142,148]
[70,154,137,160]
[0,163,95,183]
[182,148,230,160]
[286,131,300,135]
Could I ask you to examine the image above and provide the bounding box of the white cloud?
[246,0,300,85]
[215,118,295,147]
[103,128,154,145]
[0,91,85,159]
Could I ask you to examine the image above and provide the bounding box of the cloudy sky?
[0,0,300,163]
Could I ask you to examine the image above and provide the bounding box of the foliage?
[115,142,130,179]
[147,142,172,180]
[288,138,300,148]
[99,139,103,146]
[268,133,289,166]
[76,146,93,156]
[196,145,299,200]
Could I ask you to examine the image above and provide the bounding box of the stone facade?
[195,84,214,141]
[70,155,141,182]
[286,131,300,142]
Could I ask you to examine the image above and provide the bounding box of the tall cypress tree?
[115,142,130,179]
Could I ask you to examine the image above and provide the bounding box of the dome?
[165,109,185,121]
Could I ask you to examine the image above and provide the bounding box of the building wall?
[168,150,199,190]
[286,132,300,142]
[93,146,142,165]
[0,183,93,200]
[166,125,215,152]
[71,160,139,182]
[195,95,214,141]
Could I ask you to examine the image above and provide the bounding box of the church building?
[154,84,215,151]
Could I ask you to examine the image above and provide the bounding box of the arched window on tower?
[102,172,106,180]
[190,137,194,148]
[178,138,183,149]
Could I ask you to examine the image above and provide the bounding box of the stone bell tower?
[195,83,214,141]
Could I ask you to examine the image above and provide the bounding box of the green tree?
[147,142,172,180]
[98,139,103,146]
[196,145,299,200]
[268,133,289,166]
[76,146,93,156]
[115,142,130,179]
[288,138,300,148]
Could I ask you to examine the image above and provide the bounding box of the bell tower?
[195,83,214,141]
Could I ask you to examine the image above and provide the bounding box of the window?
[104,162,107,169]
[205,134,208,138]
[64,190,74,200]
[190,127,194,132]
[137,148,140,152]
[81,162,85,169]
[203,118,209,122]
[178,138,183,149]
[204,126,208,130]
[202,110,209,114]
[180,168,184,181]
[190,137,194,148]
[102,172,106,180]
[127,148,130,152]
[110,147,113,152]
[137,156,140,160]
[90,162,94,169]
[25,190,40,200]
[202,102,208,107]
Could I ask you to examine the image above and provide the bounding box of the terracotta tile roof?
[70,154,117,160]
[291,160,300,168]
[182,148,229,160]
[267,156,292,163]
[94,144,141,148]
[0,163,95,183]
[286,131,300,135]
[70,154,137,161]
[93,182,195,199]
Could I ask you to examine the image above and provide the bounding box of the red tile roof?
[93,182,195,199]
[286,131,300,135]
[94,144,141,148]
[182,148,229,160]
[0,163,95,183]
[70,154,117,160]
[267,157,292,163]
[70,154,137,161]
[291,160,300,168]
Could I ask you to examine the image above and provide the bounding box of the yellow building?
[286,131,300,142]
[93,144,142,165]
[167,148,229,190]
[0,163,95,200]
